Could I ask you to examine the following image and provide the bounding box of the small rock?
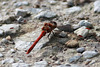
[8,49,16,54]
[52,56,58,61]
[65,6,81,15]
[2,2,8,5]
[0,24,20,35]
[84,59,91,65]
[27,8,42,14]
[48,0,57,5]
[94,26,100,37]
[0,38,8,44]
[33,61,48,67]
[12,63,30,67]
[74,26,89,38]
[71,64,83,67]
[78,20,93,28]
[14,1,29,7]
[34,10,57,19]
[57,24,73,32]
[57,64,83,67]
[59,31,67,38]
[94,0,100,13]
[6,36,11,40]
[89,60,97,65]
[82,51,99,59]
[17,16,24,23]
[15,8,28,17]
[76,47,85,53]
[0,15,16,24]
[72,24,80,30]
[15,40,33,50]
[0,53,4,58]
[0,48,5,51]
[68,55,82,63]
[2,58,14,64]
[56,65,69,67]
[65,40,79,48]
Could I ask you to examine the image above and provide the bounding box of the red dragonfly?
[26,21,57,54]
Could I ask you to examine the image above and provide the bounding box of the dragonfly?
[26,21,57,54]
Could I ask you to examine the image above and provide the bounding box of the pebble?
[2,2,8,5]
[68,55,82,63]
[94,26,100,37]
[12,63,30,67]
[6,36,11,40]
[33,60,48,67]
[76,47,85,53]
[34,10,57,19]
[94,0,100,13]
[14,1,29,7]
[82,51,99,59]
[48,0,57,5]
[0,15,16,24]
[8,49,16,53]
[84,59,92,65]
[15,40,33,50]
[15,8,28,17]
[0,53,4,58]
[65,40,79,48]
[0,47,5,51]
[74,26,89,38]
[1,58,14,64]
[0,24,20,35]
[27,8,42,14]
[17,16,24,23]
[59,31,67,38]
[65,6,81,15]
[57,64,83,67]
[78,20,93,28]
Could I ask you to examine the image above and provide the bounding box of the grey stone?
[57,64,83,67]
[33,61,48,67]
[1,58,14,64]
[94,0,100,13]
[2,2,8,5]
[56,65,70,67]
[48,0,57,5]
[0,48,5,51]
[71,64,83,67]
[27,8,42,14]
[15,28,50,51]
[82,51,99,59]
[15,8,28,17]
[0,24,20,35]
[65,6,81,15]
[0,53,3,58]
[34,10,57,19]
[68,55,82,63]
[15,40,33,50]
[94,26,100,37]
[17,16,24,22]
[14,1,29,7]
[76,47,85,53]
[59,31,67,38]
[74,26,89,38]
[78,20,93,28]
[0,15,16,24]
[8,49,16,54]
[12,63,30,67]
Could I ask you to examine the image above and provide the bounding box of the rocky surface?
[0,0,100,67]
